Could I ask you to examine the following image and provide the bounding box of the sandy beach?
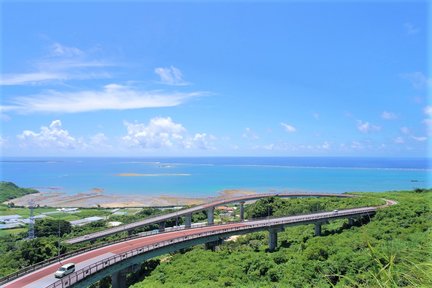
[5,189,258,208]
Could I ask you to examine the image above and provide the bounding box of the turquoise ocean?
[0,157,430,197]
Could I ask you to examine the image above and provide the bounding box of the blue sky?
[0,1,430,157]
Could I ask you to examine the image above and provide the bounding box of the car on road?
[54,263,75,278]
[333,210,339,214]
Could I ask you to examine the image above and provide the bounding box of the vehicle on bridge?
[54,263,75,278]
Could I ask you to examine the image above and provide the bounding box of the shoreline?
[4,189,260,208]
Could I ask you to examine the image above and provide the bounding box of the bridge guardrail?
[0,205,377,286]
[44,207,377,288]
[65,192,354,244]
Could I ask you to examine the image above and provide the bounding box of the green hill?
[0,182,39,203]
[130,190,432,288]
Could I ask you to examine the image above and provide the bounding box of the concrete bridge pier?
[158,221,166,232]
[207,207,215,225]
[205,238,223,251]
[348,218,355,226]
[239,201,245,221]
[111,264,139,288]
[268,227,284,252]
[185,213,192,229]
[314,222,322,236]
[111,269,127,288]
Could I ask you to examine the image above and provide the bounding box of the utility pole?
[58,219,61,261]
[28,199,35,239]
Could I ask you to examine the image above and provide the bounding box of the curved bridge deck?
[66,192,353,244]
[1,201,395,288]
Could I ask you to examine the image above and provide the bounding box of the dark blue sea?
[0,157,430,197]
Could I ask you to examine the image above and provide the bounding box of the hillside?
[130,190,431,288]
[0,182,39,203]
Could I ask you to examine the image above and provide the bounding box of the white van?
[54,263,75,278]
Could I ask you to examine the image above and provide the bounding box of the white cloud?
[51,43,84,57]
[242,128,259,140]
[424,106,432,116]
[423,106,432,135]
[263,144,275,151]
[0,72,68,86]
[400,126,410,134]
[351,141,364,150]
[394,137,404,144]
[281,122,296,133]
[185,133,216,150]
[122,117,213,150]
[0,42,113,86]
[0,136,6,147]
[381,111,397,120]
[155,66,188,86]
[89,133,111,149]
[401,72,431,89]
[423,119,432,129]
[423,119,432,136]
[17,120,81,149]
[123,117,185,148]
[317,141,330,150]
[2,84,205,113]
[404,22,419,35]
[357,121,381,133]
[411,136,427,142]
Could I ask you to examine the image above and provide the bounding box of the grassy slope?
[0,182,39,203]
[131,190,432,288]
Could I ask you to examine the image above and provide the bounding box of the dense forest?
[130,190,431,288]
[0,181,38,203]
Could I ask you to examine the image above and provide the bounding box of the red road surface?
[4,222,247,288]
[4,200,396,288]
[66,192,352,244]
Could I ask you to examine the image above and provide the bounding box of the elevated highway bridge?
[1,198,396,288]
[66,192,354,244]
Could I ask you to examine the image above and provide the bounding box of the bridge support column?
[158,221,166,233]
[111,265,139,288]
[127,230,133,236]
[239,201,245,221]
[207,207,214,225]
[268,227,283,252]
[205,238,223,251]
[185,213,192,228]
[111,269,127,288]
[348,218,354,226]
[314,223,322,236]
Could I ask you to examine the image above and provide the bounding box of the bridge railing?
[0,205,377,286]
[44,207,377,288]
[65,192,354,244]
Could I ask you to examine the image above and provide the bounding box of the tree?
[35,219,72,237]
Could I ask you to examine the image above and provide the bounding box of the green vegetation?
[130,190,431,288]
[0,228,26,237]
[245,195,383,219]
[35,219,72,237]
[0,186,178,278]
[0,181,38,203]
[0,186,430,288]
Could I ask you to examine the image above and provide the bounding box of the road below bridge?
[66,192,354,244]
